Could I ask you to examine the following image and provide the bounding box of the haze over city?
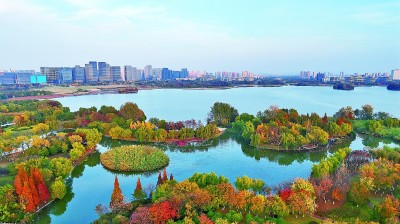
[1,0,399,74]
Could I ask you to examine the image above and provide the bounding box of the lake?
[35,87,400,223]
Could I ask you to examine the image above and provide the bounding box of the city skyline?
[0,0,399,74]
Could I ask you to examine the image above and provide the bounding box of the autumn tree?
[50,177,67,200]
[149,201,177,223]
[32,123,49,134]
[378,195,400,223]
[331,188,343,204]
[133,177,146,200]
[110,176,124,209]
[33,167,50,203]
[120,102,146,121]
[131,207,152,224]
[162,168,168,182]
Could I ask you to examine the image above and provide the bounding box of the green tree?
[235,176,253,191]
[207,102,239,126]
[50,177,67,200]
[49,158,73,178]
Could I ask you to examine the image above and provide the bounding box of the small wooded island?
[387,82,400,91]
[100,145,169,172]
[333,83,355,90]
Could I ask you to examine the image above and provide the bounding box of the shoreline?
[3,84,391,102]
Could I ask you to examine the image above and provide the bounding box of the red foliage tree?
[322,113,328,124]
[199,213,213,224]
[14,166,25,195]
[33,167,50,203]
[162,168,168,182]
[22,181,36,212]
[279,188,294,202]
[28,168,40,206]
[169,174,174,181]
[149,201,178,223]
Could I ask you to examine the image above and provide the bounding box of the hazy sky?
[0,0,399,74]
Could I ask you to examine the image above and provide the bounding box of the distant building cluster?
[0,70,46,85]
[0,61,258,85]
[300,68,400,84]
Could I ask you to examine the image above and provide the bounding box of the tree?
[49,158,73,178]
[280,133,297,149]
[331,188,343,204]
[110,176,124,209]
[149,201,177,223]
[120,102,146,121]
[360,104,374,120]
[235,176,253,191]
[378,195,400,222]
[131,207,152,224]
[251,179,265,194]
[162,168,168,182]
[207,102,239,126]
[250,195,265,215]
[32,123,49,134]
[133,177,146,200]
[69,148,83,162]
[270,195,289,217]
[33,167,50,204]
[50,177,66,200]
[0,185,23,222]
[109,126,125,140]
[68,135,83,144]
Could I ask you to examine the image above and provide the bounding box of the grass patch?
[317,201,373,223]
[284,214,321,224]
[0,175,15,186]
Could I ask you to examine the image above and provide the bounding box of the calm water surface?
[35,87,399,223]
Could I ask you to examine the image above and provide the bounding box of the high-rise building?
[0,72,16,84]
[41,67,58,84]
[124,65,133,81]
[144,65,152,80]
[85,62,98,82]
[133,68,142,81]
[56,67,73,84]
[98,62,111,82]
[111,66,122,82]
[391,69,400,80]
[153,68,162,80]
[161,68,171,80]
[72,65,86,83]
[180,68,188,78]
[85,61,98,82]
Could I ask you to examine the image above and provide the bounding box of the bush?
[100,145,169,172]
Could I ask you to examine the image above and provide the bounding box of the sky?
[0,0,399,74]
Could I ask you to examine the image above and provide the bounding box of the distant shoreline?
[3,84,391,102]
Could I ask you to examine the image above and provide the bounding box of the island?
[387,82,400,91]
[333,82,355,90]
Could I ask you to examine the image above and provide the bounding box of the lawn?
[284,214,321,224]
